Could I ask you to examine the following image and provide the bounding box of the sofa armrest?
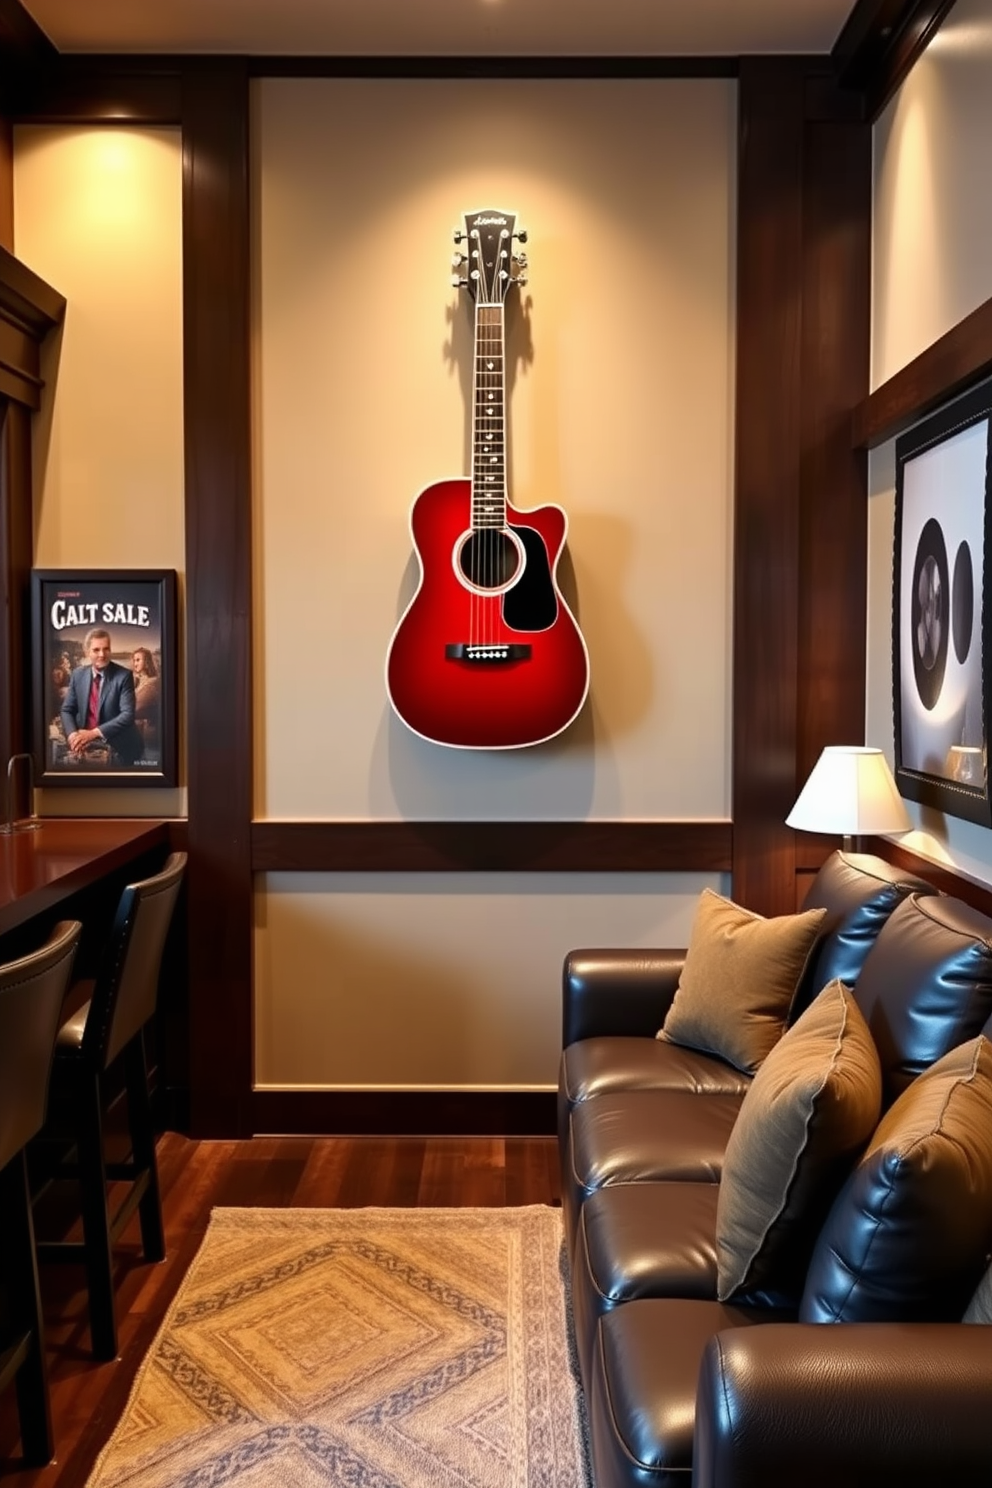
[694,1323,992,1488]
[562,949,685,1045]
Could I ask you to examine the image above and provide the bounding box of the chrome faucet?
[1,753,40,834]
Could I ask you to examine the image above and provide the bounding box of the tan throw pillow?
[659,888,827,1075]
[716,980,882,1302]
[801,1035,992,1323]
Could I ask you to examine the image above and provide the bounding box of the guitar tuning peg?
[452,275,468,289]
[515,273,529,288]
[453,228,465,243]
[452,251,466,268]
[513,252,528,269]
[514,228,528,244]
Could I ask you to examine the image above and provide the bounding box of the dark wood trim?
[9,64,182,124]
[832,0,959,120]
[866,835,992,917]
[732,60,806,917]
[796,107,872,789]
[181,61,253,1140]
[0,243,65,409]
[852,294,992,451]
[0,399,31,777]
[251,819,733,874]
[0,117,11,252]
[0,0,58,101]
[252,1089,556,1138]
[245,55,739,79]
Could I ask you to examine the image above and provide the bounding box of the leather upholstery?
[851,891,992,1103]
[573,1183,721,1388]
[694,1323,992,1488]
[791,851,934,1018]
[0,922,81,1169]
[559,853,992,1488]
[563,1091,743,1255]
[589,1300,773,1488]
[557,1037,750,1150]
[562,951,684,1046]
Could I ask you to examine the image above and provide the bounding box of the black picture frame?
[32,568,178,789]
[893,377,992,828]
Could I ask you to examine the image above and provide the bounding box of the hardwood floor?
[0,1133,561,1484]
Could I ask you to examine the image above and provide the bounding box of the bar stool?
[0,920,82,1466]
[37,851,186,1361]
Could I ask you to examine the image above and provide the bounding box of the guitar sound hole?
[459,530,521,590]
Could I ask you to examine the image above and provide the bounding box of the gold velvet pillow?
[659,889,827,1075]
[716,979,882,1302]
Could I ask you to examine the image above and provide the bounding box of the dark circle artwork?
[952,540,974,665]
[911,517,949,711]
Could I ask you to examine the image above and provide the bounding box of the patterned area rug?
[86,1206,589,1487]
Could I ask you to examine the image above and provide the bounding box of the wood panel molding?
[252,1089,556,1139]
[0,243,65,409]
[251,820,733,874]
[832,0,960,119]
[182,61,254,1140]
[852,293,992,451]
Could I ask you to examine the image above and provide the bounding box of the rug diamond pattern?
[84,1208,589,1488]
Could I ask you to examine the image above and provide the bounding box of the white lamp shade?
[786,746,912,837]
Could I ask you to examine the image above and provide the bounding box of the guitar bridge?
[445,643,532,664]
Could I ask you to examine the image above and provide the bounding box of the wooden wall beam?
[251,820,733,874]
[732,61,806,916]
[182,61,253,1139]
[852,293,992,450]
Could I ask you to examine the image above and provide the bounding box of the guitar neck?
[471,303,507,529]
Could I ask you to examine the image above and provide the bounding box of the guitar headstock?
[452,207,528,304]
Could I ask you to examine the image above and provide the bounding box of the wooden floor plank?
[0,1132,559,1484]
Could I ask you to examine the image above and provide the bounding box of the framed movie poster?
[893,377,992,827]
[32,569,178,788]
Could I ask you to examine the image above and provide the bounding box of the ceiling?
[19,1,860,59]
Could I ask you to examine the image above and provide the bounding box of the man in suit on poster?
[61,627,142,765]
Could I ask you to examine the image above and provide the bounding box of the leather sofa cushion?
[564,1089,743,1254]
[801,1035,992,1322]
[853,892,992,1104]
[716,980,881,1304]
[557,1037,750,1152]
[589,1298,776,1488]
[573,1182,721,1388]
[792,850,935,1018]
[659,889,827,1075]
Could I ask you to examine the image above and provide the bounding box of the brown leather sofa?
[558,852,992,1487]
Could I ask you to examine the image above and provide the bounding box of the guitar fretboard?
[472,304,506,529]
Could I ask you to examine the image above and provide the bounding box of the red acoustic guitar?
[386,207,590,749]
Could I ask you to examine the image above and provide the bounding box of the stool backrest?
[83,851,186,1071]
[0,920,81,1169]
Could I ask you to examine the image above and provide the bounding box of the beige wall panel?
[254,871,723,1090]
[867,0,992,883]
[13,126,186,816]
[253,78,736,820]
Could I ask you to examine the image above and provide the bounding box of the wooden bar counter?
[0,818,177,938]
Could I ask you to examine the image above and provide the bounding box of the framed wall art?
[32,568,178,788]
[893,377,992,827]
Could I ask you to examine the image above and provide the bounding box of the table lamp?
[786,745,911,852]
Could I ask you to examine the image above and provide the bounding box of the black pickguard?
[503,521,558,631]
